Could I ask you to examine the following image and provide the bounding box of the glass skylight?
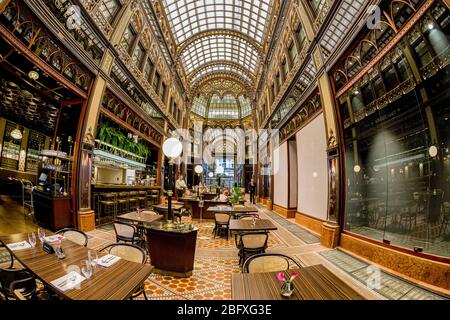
[191,95,208,117]
[208,94,239,119]
[162,0,271,44]
[239,95,252,118]
[181,35,259,75]
[191,63,253,84]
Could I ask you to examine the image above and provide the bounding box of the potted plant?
[229,185,243,206]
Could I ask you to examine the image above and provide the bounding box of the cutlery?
[101,256,115,264]
[57,275,77,288]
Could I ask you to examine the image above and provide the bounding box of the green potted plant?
[229,185,243,206]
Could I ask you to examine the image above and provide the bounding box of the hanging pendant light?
[10,126,23,140]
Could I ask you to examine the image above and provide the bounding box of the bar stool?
[138,191,147,209]
[128,191,139,211]
[150,189,160,207]
[117,192,130,214]
[99,193,117,224]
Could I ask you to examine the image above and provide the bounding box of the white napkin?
[95,254,121,268]
[50,271,86,292]
[44,235,65,243]
[7,241,32,251]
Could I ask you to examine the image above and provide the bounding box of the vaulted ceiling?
[151,0,279,121]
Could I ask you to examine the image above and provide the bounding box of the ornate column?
[76,2,136,231]
[314,44,342,248]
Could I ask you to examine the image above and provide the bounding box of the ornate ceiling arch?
[188,61,255,85]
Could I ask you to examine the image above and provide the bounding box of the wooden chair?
[99,243,148,300]
[113,220,145,249]
[55,228,88,247]
[243,253,302,273]
[238,232,269,266]
[234,214,261,248]
[214,213,231,239]
[0,268,37,300]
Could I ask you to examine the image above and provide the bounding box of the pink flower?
[277,272,285,282]
[289,273,299,282]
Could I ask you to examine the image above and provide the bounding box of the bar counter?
[92,184,162,190]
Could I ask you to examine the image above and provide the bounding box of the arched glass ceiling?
[208,94,239,119]
[190,63,253,84]
[239,96,252,118]
[181,35,258,75]
[162,0,271,44]
[191,95,208,117]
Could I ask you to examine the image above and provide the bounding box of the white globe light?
[216,166,224,174]
[208,172,214,178]
[162,137,182,159]
[194,165,203,174]
[354,165,361,173]
[429,145,438,158]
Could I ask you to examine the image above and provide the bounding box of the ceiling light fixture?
[428,22,435,30]
[28,70,39,80]
[10,126,23,140]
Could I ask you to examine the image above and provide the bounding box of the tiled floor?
[1,196,448,300]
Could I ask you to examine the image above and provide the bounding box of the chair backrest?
[55,228,88,247]
[215,213,230,223]
[113,221,136,239]
[243,253,302,273]
[0,268,35,298]
[100,243,146,264]
[240,232,268,249]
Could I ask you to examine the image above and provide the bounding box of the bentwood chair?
[99,243,148,300]
[234,214,261,249]
[242,253,302,273]
[0,268,37,300]
[55,228,89,247]
[214,213,231,239]
[238,232,269,266]
[113,220,145,249]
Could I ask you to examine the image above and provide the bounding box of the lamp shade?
[162,137,182,159]
[208,172,214,178]
[194,165,203,174]
[216,166,224,174]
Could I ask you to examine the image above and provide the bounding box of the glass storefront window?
[342,3,450,258]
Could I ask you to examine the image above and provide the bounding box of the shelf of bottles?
[26,130,46,173]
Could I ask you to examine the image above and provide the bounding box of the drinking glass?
[37,228,45,242]
[28,232,36,247]
[81,260,92,279]
[88,250,98,269]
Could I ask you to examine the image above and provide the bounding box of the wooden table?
[0,233,153,300]
[117,211,163,224]
[152,203,184,220]
[207,205,259,219]
[232,264,365,300]
[229,219,277,232]
[178,197,229,219]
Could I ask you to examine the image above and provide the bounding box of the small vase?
[281,282,294,298]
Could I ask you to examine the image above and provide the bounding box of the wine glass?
[81,260,92,279]
[88,250,98,269]
[37,228,45,242]
[28,232,36,247]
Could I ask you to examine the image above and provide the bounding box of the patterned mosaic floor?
[1,198,448,300]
